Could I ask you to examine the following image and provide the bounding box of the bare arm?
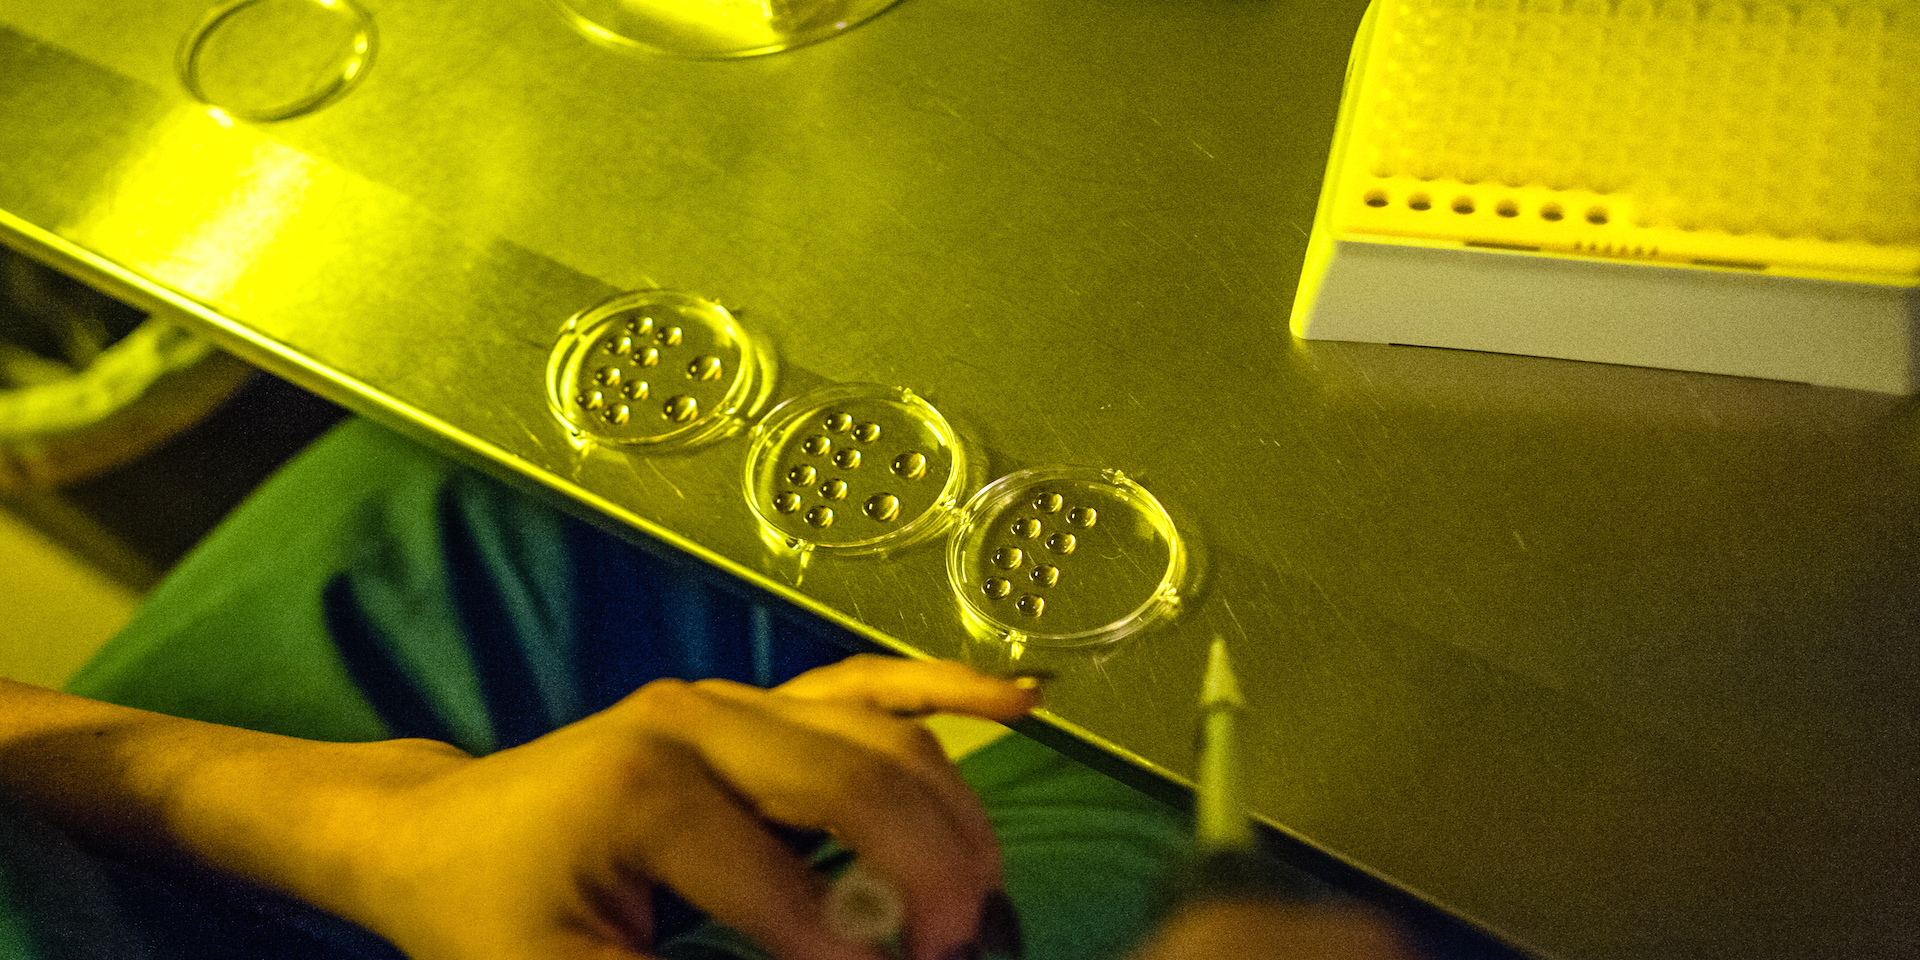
[0,657,1040,960]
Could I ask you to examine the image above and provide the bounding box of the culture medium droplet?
[1015,594,1045,617]
[1012,518,1042,539]
[819,479,850,501]
[803,435,833,456]
[602,404,631,425]
[1068,507,1097,528]
[983,577,1012,599]
[892,451,927,480]
[664,395,698,423]
[865,493,900,522]
[687,356,723,381]
[637,346,661,367]
[595,367,623,386]
[992,547,1025,570]
[806,506,834,528]
[656,326,684,346]
[623,381,649,400]
[626,315,654,336]
[576,390,605,410]
[833,448,862,470]
[1033,492,1064,514]
[788,464,818,486]
[1030,564,1059,588]
[853,422,881,443]
[774,492,802,514]
[825,412,854,433]
[1047,533,1077,555]
[605,335,632,356]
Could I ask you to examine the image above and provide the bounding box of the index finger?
[775,655,1043,720]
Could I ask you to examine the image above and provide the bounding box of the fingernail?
[977,890,1024,959]
[998,669,1055,692]
[827,861,904,949]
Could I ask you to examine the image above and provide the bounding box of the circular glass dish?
[745,384,968,555]
[947,467,1187,648]
[547,290,772,451]
[550,0,901,58]
[178,0,375,122]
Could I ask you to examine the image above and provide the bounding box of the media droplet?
[819,479,850,501]
[637,346,661,367]
[1030,564,1059,587]
[664,395,698,423]
[787,464,817,486]
[1015,594,1046,617]
[853,421,882,443]
[687,355,723,381]
[774,492,802,514]
[602,404,630,425]
[1033,492,1064,514]
[803,435,833,456]
[892,451,927,480]
[825,412,854,433]
[623,381,649,400]
[1012,518,1042,539]
[656,326,684,346]
[806,506,834,528]
[605,335,632,356]
[626,315,654,336]
[1047,532,1077,554]
[865,493,901,522]
[983,577,1012,599]
[1068,507,1097,528]
[576,390,605,410]
[833,448,862,470]
[992,546,1025,570]
[595,366,623,386]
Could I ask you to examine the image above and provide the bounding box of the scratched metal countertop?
[3,2,1916,958]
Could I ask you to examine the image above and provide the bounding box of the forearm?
[0,677,457,931]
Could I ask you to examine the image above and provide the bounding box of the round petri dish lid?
[550,0,902,58]
[547,290,771,451]
[744,383,969,555]
[178,0,375,122]
[947,467,1187,648]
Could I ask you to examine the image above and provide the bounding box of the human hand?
[342,655,1037,960]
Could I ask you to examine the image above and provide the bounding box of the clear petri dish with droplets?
[546,290,772,451]
[178,0,375,122]
[744,384,969,555]
[947,467,1187,647]
[551,0,902,59]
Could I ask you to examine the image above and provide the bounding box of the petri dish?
[178,0,375,122]
[547,290,773,451]
[947,467,1187,647]
[744,384,969,555]
[550,0,903,58]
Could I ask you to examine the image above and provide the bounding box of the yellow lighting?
[1320,0,1920,285]
[70,106,322,301]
